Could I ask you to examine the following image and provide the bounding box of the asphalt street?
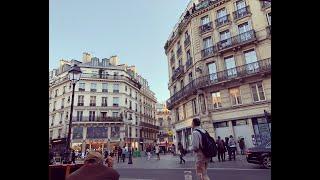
[116,168,271,180]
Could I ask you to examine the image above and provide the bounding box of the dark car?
[246,141,271,169]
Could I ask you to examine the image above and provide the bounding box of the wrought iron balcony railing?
[184,35,191,48]
[171,65,185,81]
[201,46,217,59]
[167,58,271,109]
[177,47,182,58]
[199,22,213,34]
[217,30,256,52]
[186,58,193,69]
[215,14,230,28]
[72,116,123,122]
[233,6,251,20]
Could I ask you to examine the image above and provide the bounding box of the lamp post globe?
[65,64,82,164]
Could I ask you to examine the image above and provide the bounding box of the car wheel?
[262,156,271,169]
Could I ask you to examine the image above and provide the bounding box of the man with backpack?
[191,118,216,180]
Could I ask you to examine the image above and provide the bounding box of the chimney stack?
[109,55,119,66]
[82,52,92,63]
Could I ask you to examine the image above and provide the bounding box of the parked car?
[246,141,271,169]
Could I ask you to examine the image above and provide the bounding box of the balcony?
[102,89,108,92]
[266,25,271,37]
[171,65,185,82]
[217,30,256,53]
[199,22,213,34]
[184,36,191,49]
[81,74,142,89]
[261,1,271,9]
[89,103,96,107]
[79,88,85,92]
[215,14,230,28]
[72,116,123,122]
[233,6,251,21]
[113,90,119,93]
[140,121,159,130]
[201,46,217,59]
[186,58,193,70]
[176,46,182,58]
[167,58,271,109]
[101,103,108,107]
[77,103,84,106]
[90,89,97,92]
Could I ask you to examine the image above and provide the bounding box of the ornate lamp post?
[65,64,82,163]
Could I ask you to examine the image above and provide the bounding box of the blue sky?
[50,0,190,103]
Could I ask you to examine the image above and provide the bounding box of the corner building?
[49,53,158,155]
[164,0,271,151]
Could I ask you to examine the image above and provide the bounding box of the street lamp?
[65,64,82,163]
[128,123,133,164]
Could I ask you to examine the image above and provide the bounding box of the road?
[116,168,271,180]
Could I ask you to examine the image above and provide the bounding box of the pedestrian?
[104,149,109,159]
[117,146,122,163]
[146,145,152,160]
[155,144,160,160]
[191,118,210,180]
[66,151,120,180]
[228,135,236,161]
[178,142,186,164]
[239,138,245,155]
[172,144,176,155]
[71,150,76,164]
[217,136,225,162]
[121,146,126,162]
[221,139,226,161]
[225,137,230,160]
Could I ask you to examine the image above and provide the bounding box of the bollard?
[184,171,192,180]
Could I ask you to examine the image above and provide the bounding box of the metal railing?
[184,36,191,48]
[172,65,185,81]
[140,121,159,130]
[177,47,182,57]
[170,55,175,64]
[72,116,123,122]
[167,58,271,109]
[215,14,230,27]
[217,30,256,52]
[201,46,216,59]
[80,74,142,89]
[266,25,271,37]
[233,6,251,20]
[199,22,213,34]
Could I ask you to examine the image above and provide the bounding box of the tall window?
[79,83,85,91]
[201,15,210,25]
[187,50,192,61]
[267,12,271,25]
[211,92,222,109]
[175,108,180,121]
[235,0,246,12]
[102,83,108,92]
[129,113,132,120]
[89,111,95,121]
[112,112,118,117]
[251,82,266,102]
[90,96,96,106]
[224,56,237,78]
[220,30,231,48]
[49,130,53,139]
[53,101,56,110]
[113,84,119,93]
[113,97,119,107]
[78,95,84,106]
[136,128,138,137]
[125,85,127,92]
[208,62,217,81]
[183,104,186,120]
[63,86,66,94]
[76,111,83,121]
[135,103,138,112]
[238,22,252,41]
[61,98,65,108]
[229,87,242,105]
[129,100,132,110]
[173,86,177,94]
[101,97,107,107]
[192,99,197,115]
[203,37,213,49]
[180,79,184,89]
[244,49,259,72]
[188,72,193,82]
[58,129,62,138]
[129,88,132,96]
[60,112,63,123]
[55,89,58,97]
[217,8,227,19]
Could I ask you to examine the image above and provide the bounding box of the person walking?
[216,136,225,162]
[221,139,226,161]
[225,137,230,160]
[178,142,186,164]
[146,145,152,160]
[104,149,109,159]
[239,138,245,155]
[121,146,126,162]
[155,144,160,160]
[228,135,236,161]
[117,146,122,163]
[71,150,76,164]
[191,118,210,180]
[66,151,120,180]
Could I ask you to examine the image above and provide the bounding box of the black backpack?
[195,129,217,158]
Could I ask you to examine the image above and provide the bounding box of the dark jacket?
[66,164,120,180]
